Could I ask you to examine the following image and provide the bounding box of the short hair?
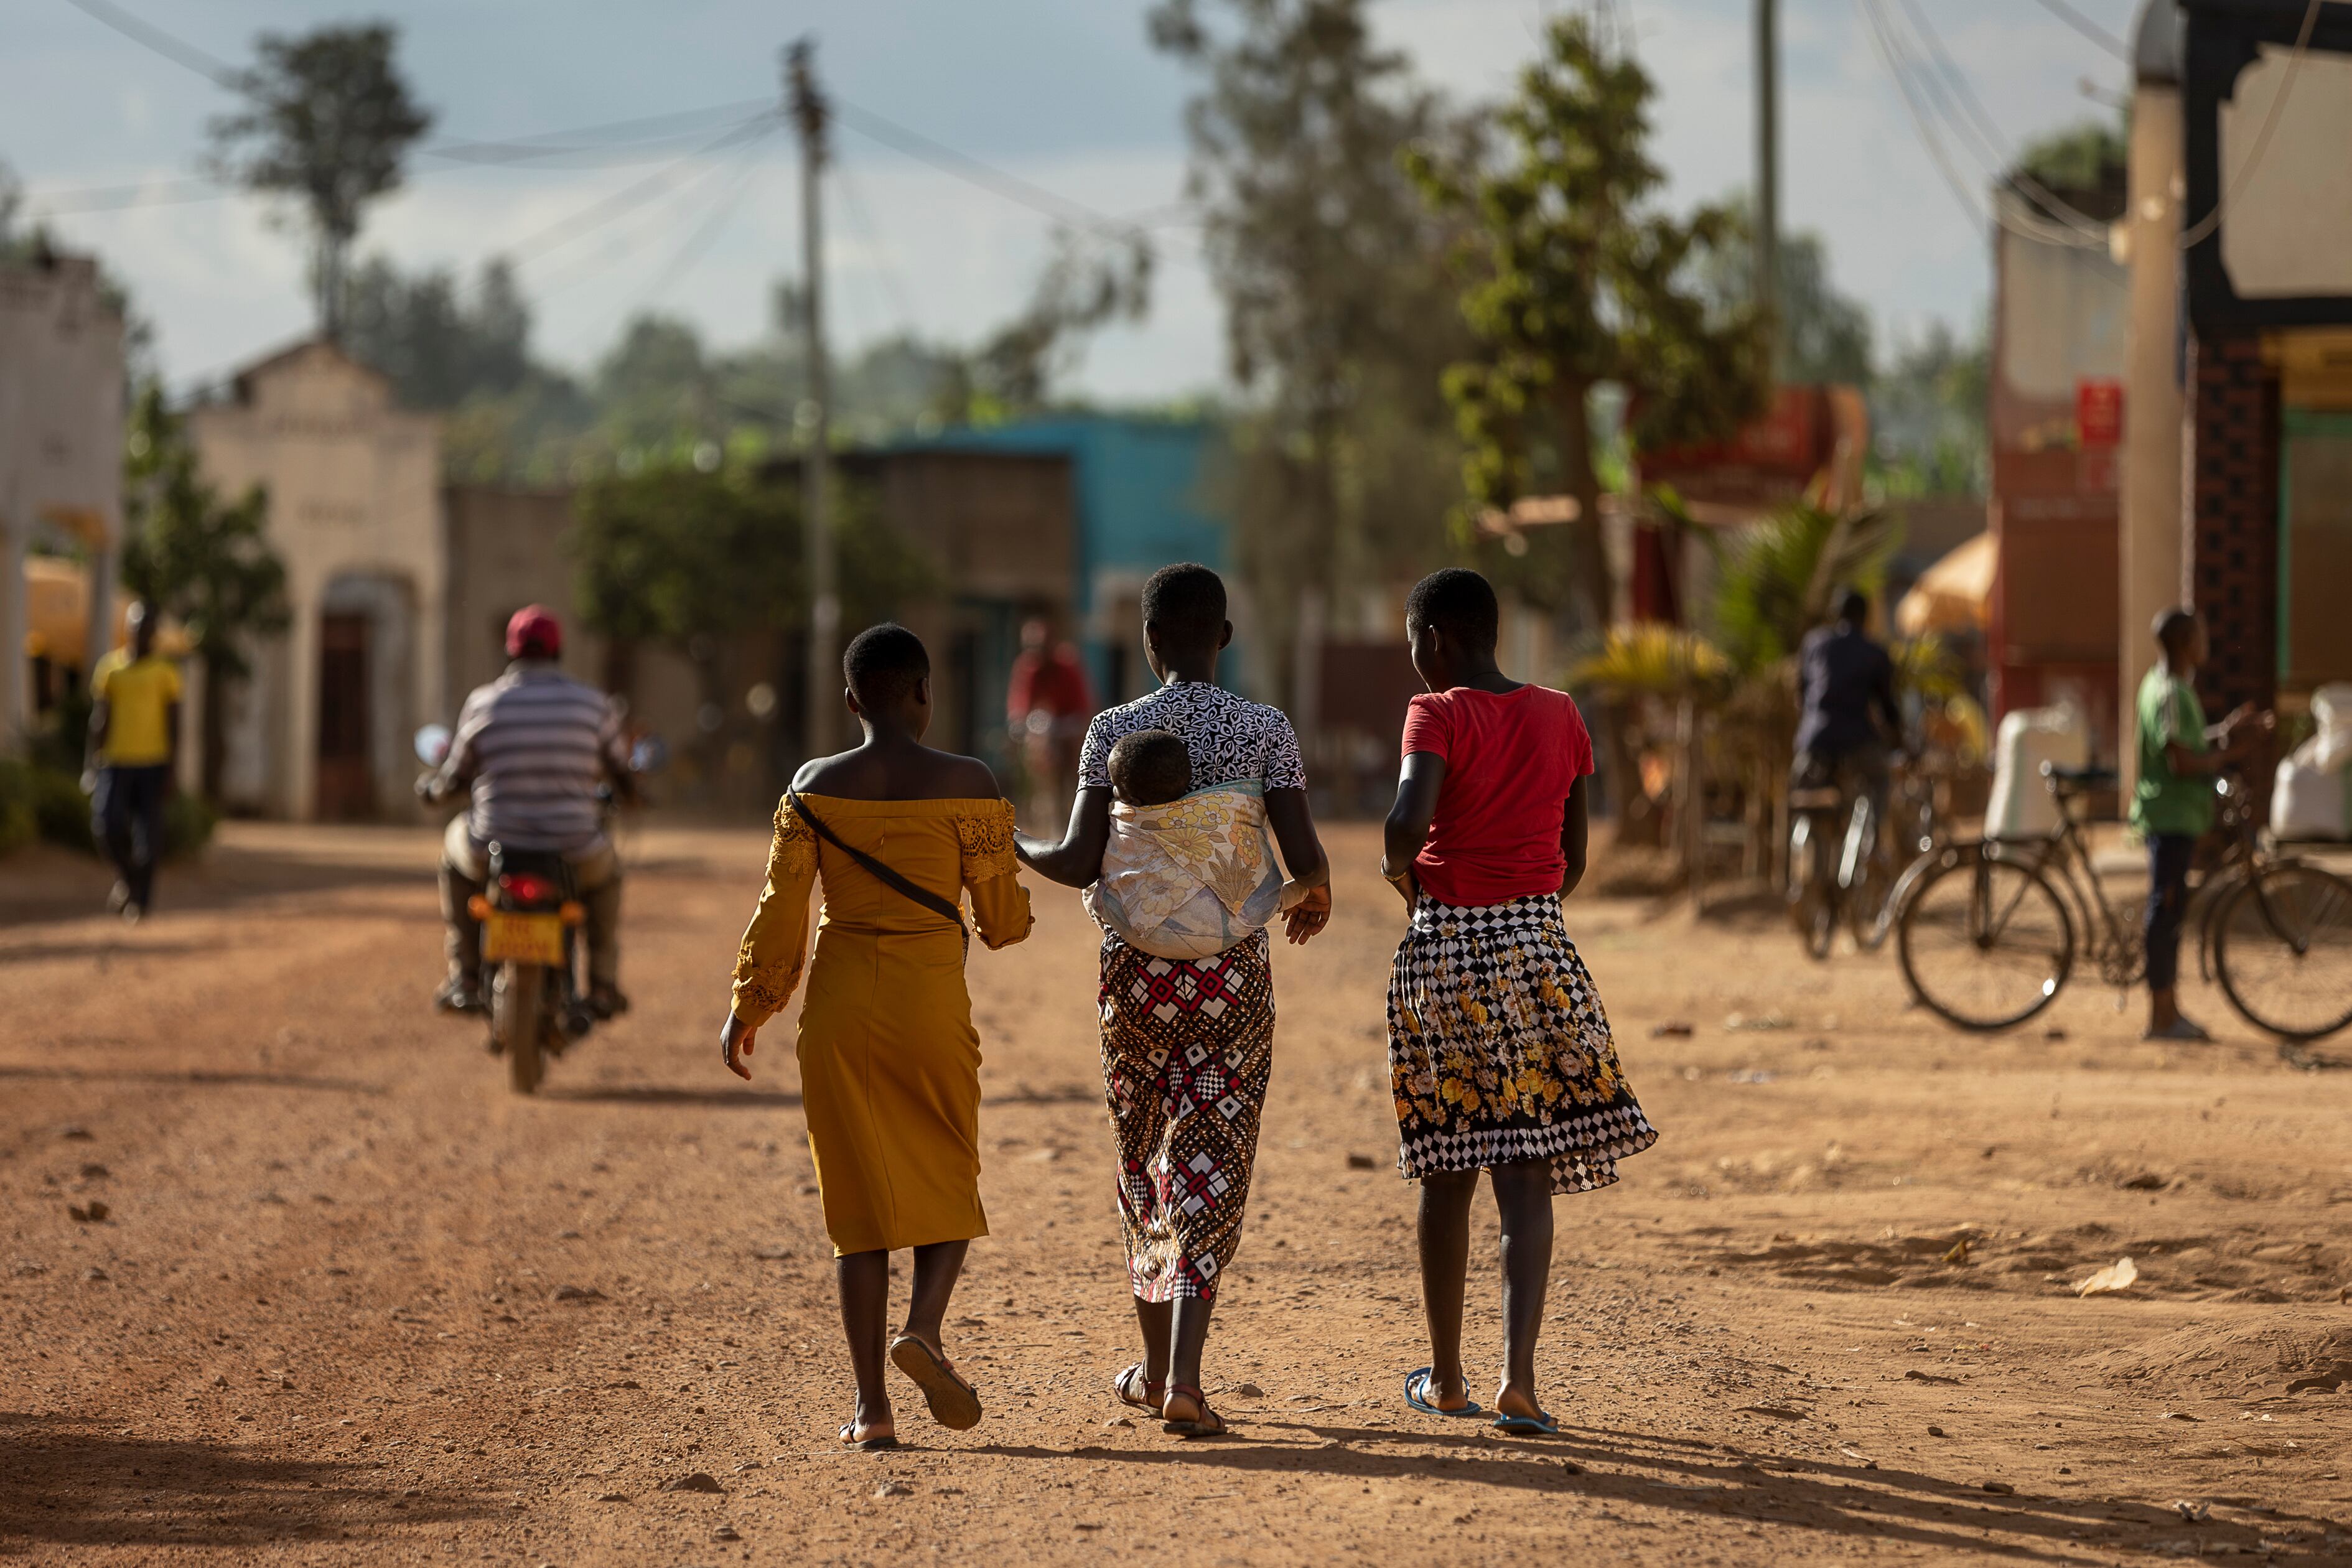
[842,622,928,709]
[1141,562,1227,646]
[1107,729,1192,807]
[2154,607,2199,656]
[1835,586,1870,625]
[1405,568,1499,648]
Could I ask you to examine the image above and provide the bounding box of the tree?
[342,256,531,409]
[1407,14,1769,811]
[1150,0,1473,699]
[1696,205,1874,388]
[572,465,932,781]
[207,24,434,338]
[1870,320,1988,497]
[118,385,287,798]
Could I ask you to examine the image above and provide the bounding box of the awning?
[1896,530,1995,637]
[22,557,190,668]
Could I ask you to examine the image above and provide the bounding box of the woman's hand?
[1282,882,1332,945]
[1382,864,1419,908]
[721,1011,758,1080]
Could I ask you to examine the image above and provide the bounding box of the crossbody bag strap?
[787,791,969,958]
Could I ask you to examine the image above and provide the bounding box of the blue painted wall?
[890,414,1249,702]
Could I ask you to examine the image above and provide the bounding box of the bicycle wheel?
[2213,862,2352,1050]
[1846,800,1896,952]
[1897,846,2076,1030]
[1788,815,1836,961]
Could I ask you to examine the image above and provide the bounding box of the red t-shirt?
[1401,684,1595,907]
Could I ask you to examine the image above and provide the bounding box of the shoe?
[106,881,131,914]
[589,986,630,1020]
[434,977,486,1016]
[119,900,145,926]
[2142,1016,2213,1042]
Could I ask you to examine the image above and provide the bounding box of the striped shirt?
[448,663,627,854]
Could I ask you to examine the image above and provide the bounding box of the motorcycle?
[414,724,665,1095]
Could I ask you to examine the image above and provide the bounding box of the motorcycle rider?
[419,605,634,1019]
[1791,586,1903,828]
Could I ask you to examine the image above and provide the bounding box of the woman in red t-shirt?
[1379,569,1658,1437]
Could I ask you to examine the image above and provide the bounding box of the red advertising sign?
[2076,378,2124,448]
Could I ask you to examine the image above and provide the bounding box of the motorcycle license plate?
[483,911,565,966]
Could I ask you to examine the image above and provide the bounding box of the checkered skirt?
[1388,892,1658,1195]
[1098,929,1274,1303]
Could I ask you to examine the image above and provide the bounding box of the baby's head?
[1108,729,1192,807]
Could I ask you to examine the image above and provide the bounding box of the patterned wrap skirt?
[1388,892,1658,1196]
[1098,928,1274,1303]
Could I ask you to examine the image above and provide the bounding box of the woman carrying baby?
[1016,562,1330,1437]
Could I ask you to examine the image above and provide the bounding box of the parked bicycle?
[1895,763,2352,1057]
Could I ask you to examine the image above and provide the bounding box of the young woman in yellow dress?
[722,624,1033,1450]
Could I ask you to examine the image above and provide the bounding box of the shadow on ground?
[0,1412,493,1551]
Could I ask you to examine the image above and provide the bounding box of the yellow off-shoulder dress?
[732,796,1033,1256]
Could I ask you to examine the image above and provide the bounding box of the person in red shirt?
[1379,568,1658,1438]
[1006,617,1094,828]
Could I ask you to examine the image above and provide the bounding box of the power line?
[2027,0,2131,63]
[1888,0,2111,242]
[829,95,1142,242]
[500,114,780,268]
[1855,0,2112,253]
[589,124,778,338]
[834,157,923,340]
[58,0,238,86]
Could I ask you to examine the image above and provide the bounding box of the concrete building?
[191,340,443,820]
[2122,0,2352,790]
[1,248,124,748]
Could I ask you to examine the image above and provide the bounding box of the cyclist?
[2132,608,2273,1042]
[1791,586,1903,835]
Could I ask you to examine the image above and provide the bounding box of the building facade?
[191,340,444,821]
[2122,0,2352,790]
[1,249,124,747]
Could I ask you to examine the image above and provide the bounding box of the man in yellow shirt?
[87,600,181,920]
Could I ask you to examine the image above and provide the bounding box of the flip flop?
[890,1333,982,1431]
[1160,1383,1227,1439]
[1491,1409,1561,1437]
[838,1421,898,1452]
[1113,1362,1165,1414]
[1403,1367,1485,1419]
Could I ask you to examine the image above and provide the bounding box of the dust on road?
[2,821,2348,1564]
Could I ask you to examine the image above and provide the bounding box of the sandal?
[1113,1362,1165,1415]
[890,1333,982,1431]
[838,1419,898,1452]
[1160,1383,1227,1439]
[1403,1366,1484,1419]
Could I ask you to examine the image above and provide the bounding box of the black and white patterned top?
[1078,679,1307,793]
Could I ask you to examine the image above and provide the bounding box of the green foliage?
[1693,201,1874,388]
[1570,622,1732,702]
[0,760,34,856]
[1869,321,1988,498]
[2012,117,2128,213]
[206,23,434,332]
[572,464,932,653]
[119,386,287,686]
[1151,0,1472,689]
[1709,502,1902,674]
[343,257,530,409]
[1407,14,1770,618]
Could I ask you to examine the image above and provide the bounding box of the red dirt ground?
[1,821,2347,1564]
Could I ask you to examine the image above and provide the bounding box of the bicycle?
[1893,763,2352,1053]
[1787,752,1938,959]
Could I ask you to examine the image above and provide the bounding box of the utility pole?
[1755,0,1780,366]
[787,37,838,760]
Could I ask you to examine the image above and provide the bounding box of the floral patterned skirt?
[1388,892,1658,1196]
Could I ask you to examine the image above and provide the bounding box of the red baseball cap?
[506,605,562,660]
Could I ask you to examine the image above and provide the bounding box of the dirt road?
[2,821,2348,1564]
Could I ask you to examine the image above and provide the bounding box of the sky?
[3,0,2144,401]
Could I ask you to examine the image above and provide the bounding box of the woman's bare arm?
[1014,786,1113,889]
[1559,774,1590,897]
[1383,753,1447,906]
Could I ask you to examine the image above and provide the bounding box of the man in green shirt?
[2131,609,2271,1040]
